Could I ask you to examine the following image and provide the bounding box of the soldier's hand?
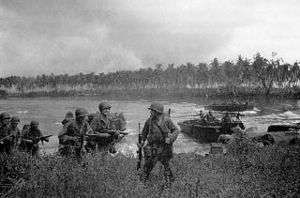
[0,141,3,144]
[165,137,171,144]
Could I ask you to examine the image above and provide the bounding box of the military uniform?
[10,116,21,149]
[58,108,93,158]
[58,111,74,155]
[0,113,13,154]
[141,103,179,182]
[20,121,43,156]
[88,102,118,153]
[204,111,217,122]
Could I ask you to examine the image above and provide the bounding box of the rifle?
[0,134,14,143]
[137,123,142,170]
[84,133,111,141]
[100,129,129,136]
[22,135,52,144]
[39,135,52,143]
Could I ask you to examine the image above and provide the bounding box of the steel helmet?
[11,116,20,123]
[0,112,11,120]
[148,102,164,114]
[30,120,39,126]
[75,108,88,117]
[98,102,112,111]
[65,111,74,119]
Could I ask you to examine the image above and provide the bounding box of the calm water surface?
[1,96,300,156]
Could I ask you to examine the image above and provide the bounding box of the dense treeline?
[1,53,300,97]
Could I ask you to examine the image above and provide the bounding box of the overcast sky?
[0,0,300,76]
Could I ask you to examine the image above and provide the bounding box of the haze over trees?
[0,53,300,97]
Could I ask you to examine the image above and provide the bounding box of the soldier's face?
[150,110,159,118]
[101,108,110,116]
[31,124,38,129]
[77,115,86,122]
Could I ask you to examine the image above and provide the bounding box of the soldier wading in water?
[58,108,93,159]
[138,102,179,183]
[88,102,120,153]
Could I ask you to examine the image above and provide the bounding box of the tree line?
[0,53,299,96]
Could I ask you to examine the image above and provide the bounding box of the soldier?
[138,102,179,183]
[198,110,204,118]
[20,121,43,156]
[221,112,232,123]
[87,113,97,125]
[89,102,120,153]
[204,110,217,122]
[58,111,74,155]
[58,108,93,159]
[10,116,21,149]
[61,111,74,126]
[0,112,13,154]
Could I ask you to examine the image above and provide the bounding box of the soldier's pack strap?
[154,117,169,141]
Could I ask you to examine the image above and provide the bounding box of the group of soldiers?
[199,110,241,123]
[57,101,179,183]
[0,101,180,183]
[58,101,179,183]
[57,102,127,159]
[0,113,46,156]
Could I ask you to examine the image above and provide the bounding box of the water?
[1,96,300,156]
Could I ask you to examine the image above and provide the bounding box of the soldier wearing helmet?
[0,112,13,154]
[89,102,119,153]
[20,120,43,156]
[58,111,75,155]
[61,111,74,126]
[10,116,21,149]
[59,108,93,159]
[138,102,179,183]
[204,110,217,122]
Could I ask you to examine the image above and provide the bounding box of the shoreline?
[2,87,300,101]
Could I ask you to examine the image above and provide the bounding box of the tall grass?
[1,142,300,197]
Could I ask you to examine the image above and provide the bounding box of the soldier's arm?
[166,119,179,143]
[59,124,77,141]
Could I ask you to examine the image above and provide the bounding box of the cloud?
[0,0,299,76]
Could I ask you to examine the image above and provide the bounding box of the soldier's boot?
[140,164,152,182]
[139,171,150,182]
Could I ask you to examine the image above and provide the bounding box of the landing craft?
[178,111,245,143]
[253,124,300,145]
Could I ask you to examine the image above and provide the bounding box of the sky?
[0,0,300,76]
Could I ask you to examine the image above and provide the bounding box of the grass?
[1,141,300,198]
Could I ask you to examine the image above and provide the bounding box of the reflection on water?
[1,97,300,156]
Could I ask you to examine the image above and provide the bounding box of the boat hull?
[178,120,244,143]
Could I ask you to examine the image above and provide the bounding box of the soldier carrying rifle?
[20,120,51,156]
[58,108,93,159]
[0,112,14,154]
[88,102,123,153]
[137,102,179,183]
